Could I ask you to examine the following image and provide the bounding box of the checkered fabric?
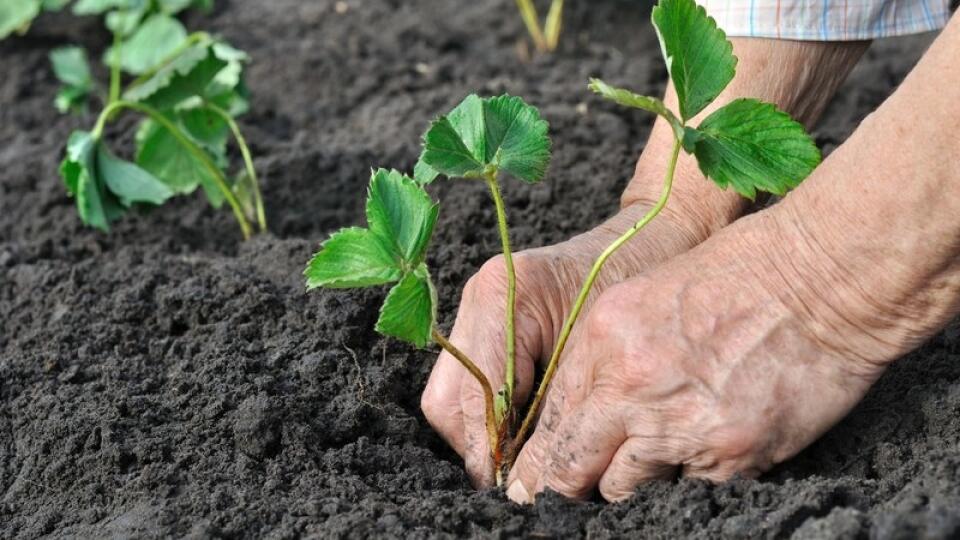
[698,0,952,40]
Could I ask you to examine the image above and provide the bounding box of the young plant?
[307,0,820,486]
[37,1,265,238]
[306,95,550,482]
[515,0,564,52]
[509,0,822,461]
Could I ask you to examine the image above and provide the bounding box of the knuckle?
[466,256,510,299]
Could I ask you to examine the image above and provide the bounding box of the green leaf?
[652,0,736,122]
[55,85,91,114]
[42,0,72,10]
[105,2,149,36]
[178,106,229,154]
[123,42,229,109]
[60,131,112,231]
[421,94,551,183]
[689,98,821,199]
[482,95,551,183]
[587,78,684,140]
[50,47,93,113]
[305,227,403,289]
[50,46,92,88]
[105,14,188,75]
[367,168,439,267]
[96,144,174,207]
[412,153,439,186]
[72,0,134,14]
[135,118,225,207]
[375,267,437,348]
[421,115,485,178]
[0,0,40,39]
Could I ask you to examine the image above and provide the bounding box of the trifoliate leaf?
[0,0,40,39]
[421,94,551,183]
[587,78,683,140]
[104,14,187,75]
[652,0,736,122]
[688,98,821,199]
[375,266,437,348]
[305,227,404,289]
[123,42,229,109]
[96,144,174,207]
[135,117,225,207]
[367,168,439,268]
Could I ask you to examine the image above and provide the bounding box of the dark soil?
[2,1,958,538]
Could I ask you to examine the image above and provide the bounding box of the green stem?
[485,173,518,408]
[510,137,683,460]
[109,31,122,105]
[515,0,547,51]
[544,0,564,51]
[203,102,268,233]
[92,100,254,240]
[431,327,499,458]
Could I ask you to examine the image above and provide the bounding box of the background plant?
[3,0,265,239]
[515,0,564,52]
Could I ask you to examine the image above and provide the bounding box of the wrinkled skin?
[421,37,872,490]
[505,205,888,502]
[421,201,713,485]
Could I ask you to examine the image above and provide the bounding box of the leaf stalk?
[509,137,682,461]
[485,173,518,416]
[431,327,500,464]
[108,31,122,105]
[515,0,547,51]
[203,101,268,233]
[92,100,254,239]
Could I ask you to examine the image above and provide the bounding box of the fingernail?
[506,480,532,504]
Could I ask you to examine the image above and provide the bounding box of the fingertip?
[507,479,533,504]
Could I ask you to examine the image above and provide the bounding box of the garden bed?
[2,0,958,537]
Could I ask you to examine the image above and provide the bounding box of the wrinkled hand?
[506,205,892,502]
[421,201,713,486]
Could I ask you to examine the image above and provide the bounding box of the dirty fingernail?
[507,480,532,504]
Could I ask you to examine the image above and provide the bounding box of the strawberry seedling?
[21,1,265,238]
[306,95,550,482]
[306,0,820,486]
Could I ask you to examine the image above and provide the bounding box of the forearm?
[769,14,960,364]
[624,38,869,239]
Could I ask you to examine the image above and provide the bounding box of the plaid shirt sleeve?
[698,0,952,40]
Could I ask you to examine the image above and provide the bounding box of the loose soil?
[2,1,959,538]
